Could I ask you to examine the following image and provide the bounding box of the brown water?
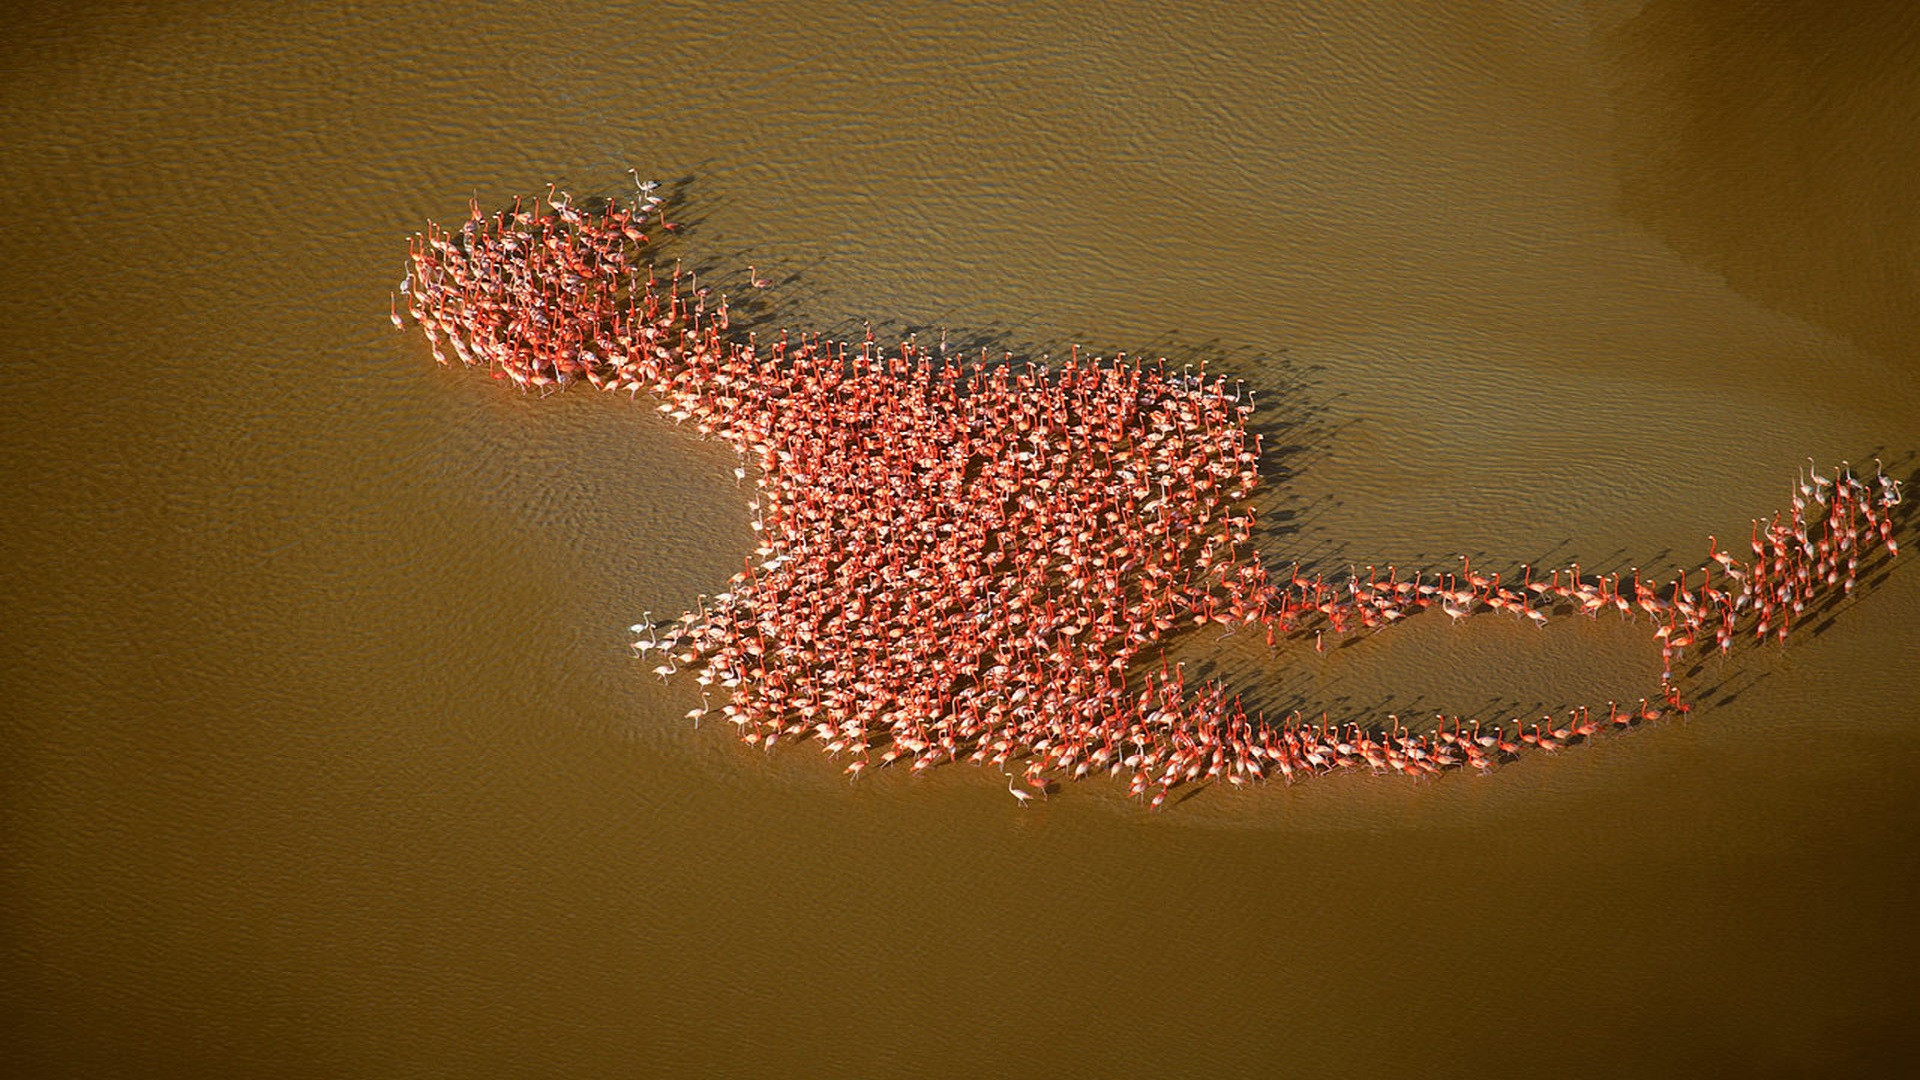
[5,2,1918,1076]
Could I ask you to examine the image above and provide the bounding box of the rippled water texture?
[4,2,1917,1076]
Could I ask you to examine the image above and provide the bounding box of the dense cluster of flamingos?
[396,182,1904,806]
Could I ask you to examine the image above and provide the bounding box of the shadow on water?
[1601,1,1920,364]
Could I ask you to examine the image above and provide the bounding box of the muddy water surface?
[3,2,1917,1076]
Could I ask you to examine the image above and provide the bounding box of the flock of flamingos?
[394,181,1905,807]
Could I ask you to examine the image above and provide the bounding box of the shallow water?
[4,2,1918,1076]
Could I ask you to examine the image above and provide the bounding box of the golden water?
[4,2,1917,1075]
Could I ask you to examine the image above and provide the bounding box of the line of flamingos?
[394,182,1904,806]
